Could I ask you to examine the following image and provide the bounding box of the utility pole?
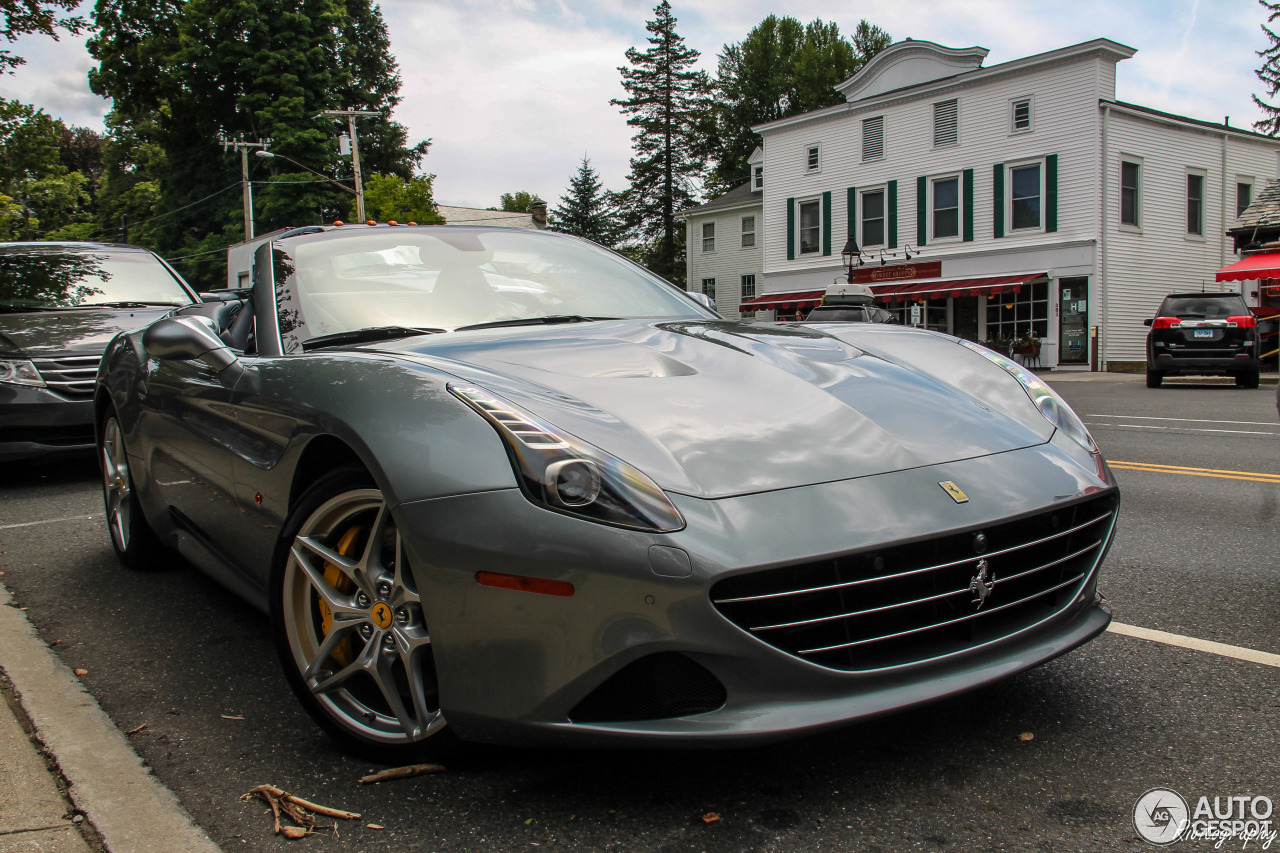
[218,134,270,239]
[318,109,380,222]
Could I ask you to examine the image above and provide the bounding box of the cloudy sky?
[0,0,1269,210]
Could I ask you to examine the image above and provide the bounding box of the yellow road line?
[1108,622,1280,669]
[1108,461,1280,484]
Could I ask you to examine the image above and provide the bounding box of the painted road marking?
[1109,622,1280,670]
[1108,461,1280,484]
[1086,414,1280,427]
[0,515,98,531]
[1095,424,1280,437]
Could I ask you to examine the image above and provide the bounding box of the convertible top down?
[96,225,1117,760]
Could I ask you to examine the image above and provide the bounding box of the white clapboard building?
[685,37,1280,370]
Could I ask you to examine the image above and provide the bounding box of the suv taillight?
[1227,315,1257,328]
[1151,317,1180,329]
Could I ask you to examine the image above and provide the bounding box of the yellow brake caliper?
[318,526,364,667]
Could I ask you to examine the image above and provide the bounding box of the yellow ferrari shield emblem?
[371,602,393,630]
[938,481,969,504]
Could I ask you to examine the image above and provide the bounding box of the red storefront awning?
[738,289,825,311]
[873,273,1045,301]
[1215,252,1280,282]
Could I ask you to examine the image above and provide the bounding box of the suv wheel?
[1145,369,1163,388]
[1236,370,1260,389]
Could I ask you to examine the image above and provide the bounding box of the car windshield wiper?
[301,325,447,351]
[455,315,614,331]
[79,301,187,308]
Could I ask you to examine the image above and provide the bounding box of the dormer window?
[753,165,763,189]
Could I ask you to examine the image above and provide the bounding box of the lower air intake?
[568,653,726,723]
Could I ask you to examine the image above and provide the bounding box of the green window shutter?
[993,163,1004,238]
[916,176,927,247]
[847,186,857,247]
[822,191,832,256]
[887,180,898,248]
[1046,154,1058,232]
[963,168,974,242]
[786,197,795,260]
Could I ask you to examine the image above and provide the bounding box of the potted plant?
[1011,331,1041,357]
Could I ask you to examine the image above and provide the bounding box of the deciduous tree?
[0,0,83,73]
[706,16,889,193]
[1254,0,1280,135]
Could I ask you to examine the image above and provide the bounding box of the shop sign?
[853,261,942,284]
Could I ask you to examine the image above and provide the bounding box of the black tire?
[99,411,166,569]
[1236,370,1260,389]
[1145,369,1163,388]
[270,465,456,763]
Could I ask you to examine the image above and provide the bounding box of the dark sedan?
[0,242,198,460]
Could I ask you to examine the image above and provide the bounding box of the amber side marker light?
[475,571,574,597]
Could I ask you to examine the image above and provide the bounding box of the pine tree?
[1254,0,1280,135]
[552,156,620,247]
[706,17,889,194]
[611,0,710,287]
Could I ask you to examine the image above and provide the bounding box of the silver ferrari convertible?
[95,225,1118,761]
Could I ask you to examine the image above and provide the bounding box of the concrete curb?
[0,582,222,853]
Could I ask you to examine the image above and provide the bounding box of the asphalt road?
[1,374,1278,852]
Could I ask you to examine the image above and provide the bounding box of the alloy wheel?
[101,416,133,553]
[280,489,443,745]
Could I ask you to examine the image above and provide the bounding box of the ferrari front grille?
[31,355,101,400]
[710,493,1117,672]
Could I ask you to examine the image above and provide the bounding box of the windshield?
[0,246,193,309]
[273,229,708,351]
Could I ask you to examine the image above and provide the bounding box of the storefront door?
[953,297,979,341]
[1058,277,1089,364]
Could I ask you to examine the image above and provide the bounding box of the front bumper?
[396,433,1117,747]
[0,384,95,461]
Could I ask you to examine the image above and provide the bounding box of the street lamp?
[254,150,358,198]
[841,235,862,283]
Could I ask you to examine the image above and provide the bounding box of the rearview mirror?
[688,292,718,313]
[143,316,249,385]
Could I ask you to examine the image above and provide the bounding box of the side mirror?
[688,292,718,313]
[1143,318,1153,327]
[143,316,249,385]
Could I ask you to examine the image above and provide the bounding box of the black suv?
[1144,292,1260,388]
[804,303,896,323]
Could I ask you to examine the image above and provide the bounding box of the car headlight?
[449,383,685,532]
[0,358,45,387]
[958,340,1096,452]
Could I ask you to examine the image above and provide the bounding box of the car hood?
[0,307,176,356]
[379,320,1054,499]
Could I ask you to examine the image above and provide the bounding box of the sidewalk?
[0,583,221,853]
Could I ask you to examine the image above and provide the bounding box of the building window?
[740,215,756,248]
[741,274,756,300]
[861,189,885,247]
[1237,181,1253,217]
[1120,161,1140,226]
[862,116,884,161]
[798,199,821,254]
[1187,172,1204,236]
[933,99,958,146]
[932,176,960,239]
[701,278,715,300]
[806,144,820,172]
[753,165,763,190]
[985,280,1049,342]
[1010,163,1042,230]
[702,222,715,252]
[1011,98,1031,132]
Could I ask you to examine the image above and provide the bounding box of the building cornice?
[752,39,1136,136]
